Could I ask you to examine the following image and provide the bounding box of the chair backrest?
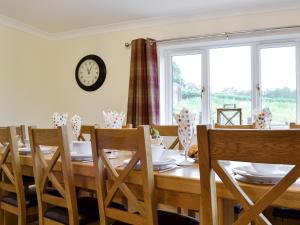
[197,125,300,225]
[1,125,26,144]
[151,125,183,149]
[214,123,255,129]
[28,126,79,225]
[122,124,133,128]
[0,127,26,216]
[91,126,158,225]
[78,124,133,141]
[289,122,300,129]
[77,125,95,141]
[16,125,26,143]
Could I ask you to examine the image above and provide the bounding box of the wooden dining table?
[4,149,300,225]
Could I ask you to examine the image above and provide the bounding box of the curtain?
[127,38,160,127]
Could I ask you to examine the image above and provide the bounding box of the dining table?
[3,149,300,225]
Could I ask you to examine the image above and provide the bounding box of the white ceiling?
[0,0,300,34]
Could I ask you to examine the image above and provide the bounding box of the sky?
[172,46,296,93]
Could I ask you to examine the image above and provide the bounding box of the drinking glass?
[177,125,194,166]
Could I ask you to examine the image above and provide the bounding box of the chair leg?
[217,198,224,225]
[3,211,6,225]
[18,214,26,225]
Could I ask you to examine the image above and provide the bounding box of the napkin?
[173,108,195,148]
[254,107,272,129]
[102,111,125,128]
[70,115,83,139]
[52,112,68,128]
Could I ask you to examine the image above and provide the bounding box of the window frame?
[257,42,298,125]
[160,34,300,125]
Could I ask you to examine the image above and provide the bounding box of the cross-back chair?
[214,123,255,129]
[151,125,183,150]
[29,126,99,225]
[0,127,38,225]
[15,125,36,186]
[197,125,300,225]
[271,122,300,223]
[77,125,98,141]
[78,124,132,141]
[289,122,300,129]
[91,125,198,225]
[16,125,26,144]
[213,123,256,220]
[1,125,26,144]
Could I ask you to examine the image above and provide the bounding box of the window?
[172,54,202,123]
[210,46,252,124]
[260,46,296,125]
[162,36,300,126]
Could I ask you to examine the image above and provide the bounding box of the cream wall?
[2,8,300,126]
[53,8,300,126]
[0,25,56,127]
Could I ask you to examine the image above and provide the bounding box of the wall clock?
[75,54,106,92]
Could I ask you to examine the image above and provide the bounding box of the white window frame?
[161,48,205,124]
[160,33,300,125]
[257,42,298,125]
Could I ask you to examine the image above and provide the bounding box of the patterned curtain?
[126,38,160,127]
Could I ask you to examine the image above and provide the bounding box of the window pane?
[260,46,296,125]
[172,54,202,123]
[210,46,252,124]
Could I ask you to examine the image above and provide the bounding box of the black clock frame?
[75,54,106,92]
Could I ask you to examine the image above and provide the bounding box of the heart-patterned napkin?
[52,112,68,128]
[174,108,195,149]
[254,107,272,129]
[70,115,83,139]
[102,111,125,128]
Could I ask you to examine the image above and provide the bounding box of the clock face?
[75,55,106,92]
[78,59,100,86]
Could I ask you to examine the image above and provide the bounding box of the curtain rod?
[124,25,300,47]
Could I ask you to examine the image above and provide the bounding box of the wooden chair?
[151,125,183,150]
[214,123,256,221]
[16,125,26,144]
[78,124,132,141]
[214,123,255,129]
[14,125,36,186]
[1,125,26,144]
[289,122,300,129]
[91,126,199,225]
[28,126,99,225]
[77,125,98,141]
[0,127,38,225]
[197,125,300,225]
[271,122,300,223]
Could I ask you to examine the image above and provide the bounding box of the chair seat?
[273,207,300,220]
[1,187,37,207]
[44,197,99,225]
[44,198,125,225]
[113,209,199,225]
[23,175,35,186]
